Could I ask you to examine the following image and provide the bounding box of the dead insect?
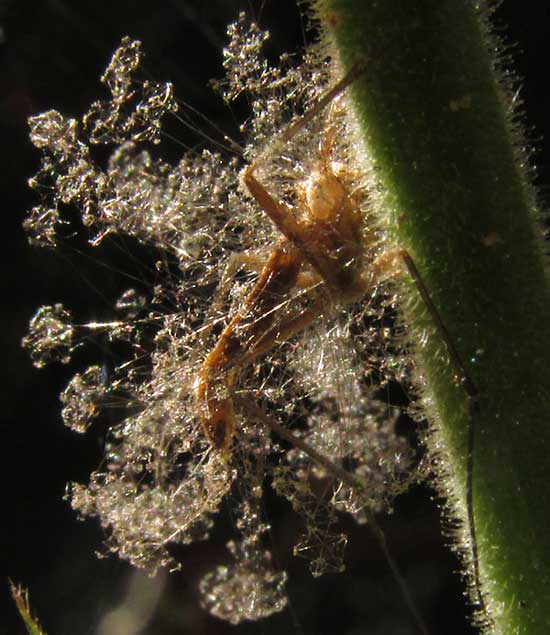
[195,65,477,453]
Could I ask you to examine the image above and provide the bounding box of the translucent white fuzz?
[23,16,420,624]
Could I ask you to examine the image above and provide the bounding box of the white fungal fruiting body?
[23,16,417,624]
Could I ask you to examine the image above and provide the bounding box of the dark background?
[2,2,549,634]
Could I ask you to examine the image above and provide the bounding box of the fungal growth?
[23,16,422,624]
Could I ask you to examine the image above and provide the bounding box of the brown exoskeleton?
[195,65,477,453]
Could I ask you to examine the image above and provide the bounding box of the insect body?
[196,102,404,451]
[195,66,477,453]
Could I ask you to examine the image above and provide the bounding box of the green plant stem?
[314,2,550,634]
[10,581,48,635]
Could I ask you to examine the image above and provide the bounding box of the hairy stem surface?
[315,2,550,634]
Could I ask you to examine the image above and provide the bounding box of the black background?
[2,2,549,634]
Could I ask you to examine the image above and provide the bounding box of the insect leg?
[243,401,431,635]
[398,249,483,610]
[278,61,366,146]
[399,249,478,406]
[196,242,304,450]
[197,250,270,348]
